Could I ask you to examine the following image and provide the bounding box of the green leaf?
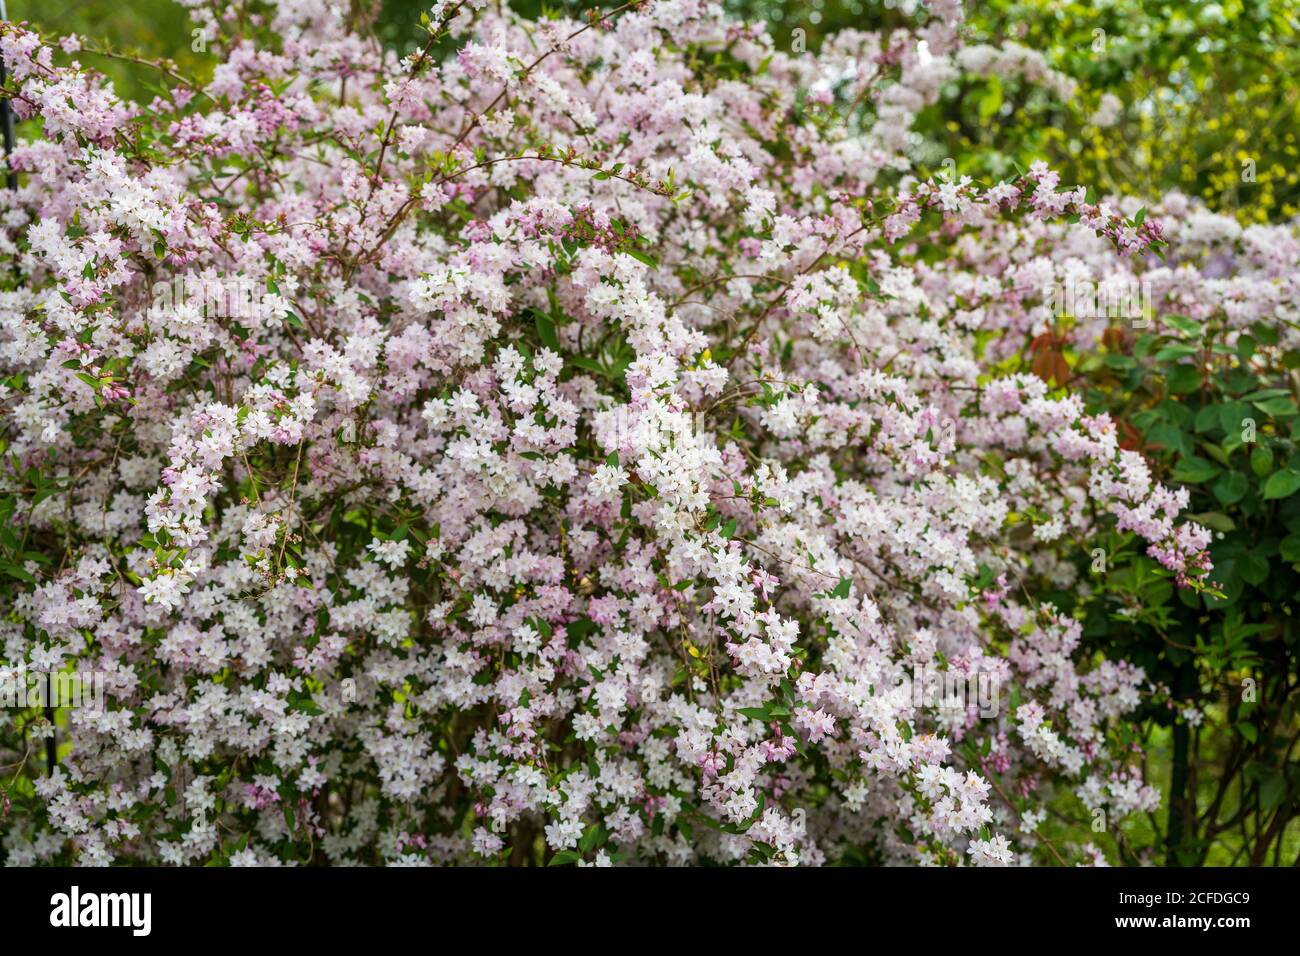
[1261,774,1286,810]
[1201,442,1231,467]
[1146,423,1190,457]
[579,824,602,854]
[1238,553,1268,585]
[1,562,35,583]
[1262,470,1300,500]
[1250,445,1274,478]
[1241,388,1291,402]
[1250,321,1280,347]
[831,577,852,599]
[1164,315,1202,338]
[625,248,659,270]
[1210,472,1248,506]
[1193,404,1222,433]
[737,707,770,721]
[534,311,559,351]
[1167,364,1202,394]
[1171,457,1220,484]
[1189,511,1235,533]
[1254,397,1298,417]
[1218,402,1250,436]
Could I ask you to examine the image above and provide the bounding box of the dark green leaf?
[1263,470,1300,500]
[1211,472,1248,506]
[1170,457,1219,484]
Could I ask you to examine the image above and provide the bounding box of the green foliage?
[1074,316,1300,865]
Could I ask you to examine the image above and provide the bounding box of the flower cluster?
[0,0,1263,867]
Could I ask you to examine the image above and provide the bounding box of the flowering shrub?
[6,0,1290,867]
